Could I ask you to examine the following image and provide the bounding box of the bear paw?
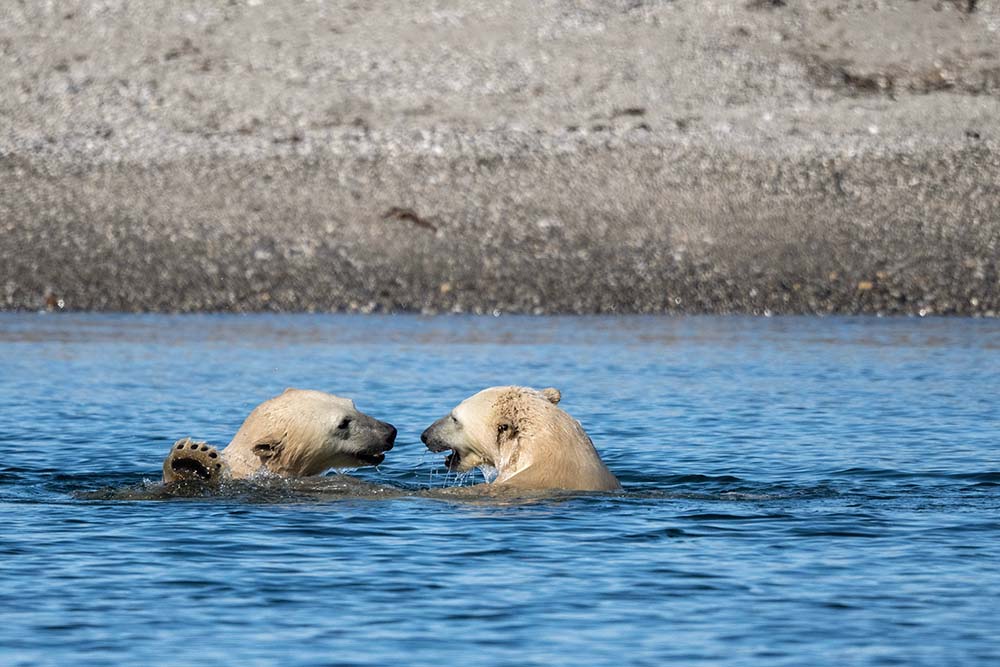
[162,438,225,484]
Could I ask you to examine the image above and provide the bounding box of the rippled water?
[2,313,999,666]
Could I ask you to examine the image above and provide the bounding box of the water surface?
[2,314,999,666]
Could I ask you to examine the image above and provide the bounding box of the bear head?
[420,386,562,474]
[234,388,397,476]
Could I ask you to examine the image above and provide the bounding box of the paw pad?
[162,438,224,484]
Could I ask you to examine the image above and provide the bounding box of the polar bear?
[162,389,396,484]
[420,386,620,492]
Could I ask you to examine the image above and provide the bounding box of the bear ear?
[541,387,561,405]
[252,440,284,465]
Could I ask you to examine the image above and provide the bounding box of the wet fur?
[163,389,395,483]
[423,386,620,492]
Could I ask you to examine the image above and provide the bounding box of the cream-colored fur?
[421,386,620,492]
[163,389,396,482]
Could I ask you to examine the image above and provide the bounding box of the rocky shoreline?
[2,1,998,315]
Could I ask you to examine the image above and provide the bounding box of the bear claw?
[163,437,224,484]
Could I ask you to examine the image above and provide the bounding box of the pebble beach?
[2,0,998,314]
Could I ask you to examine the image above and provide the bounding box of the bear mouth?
[422,438,461,470]
[444,450,462,471]
[354,452,386,466]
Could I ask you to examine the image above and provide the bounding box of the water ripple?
[2,314,1000,667]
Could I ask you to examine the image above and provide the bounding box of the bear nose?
[385,424,397,448]
[420,428,430,445]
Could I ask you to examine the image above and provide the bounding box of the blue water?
[1,313,999,666]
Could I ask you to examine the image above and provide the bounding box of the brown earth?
[2,0,998,314]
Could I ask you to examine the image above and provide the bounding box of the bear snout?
[420,420,451,453]
[382,423,397,449]
[364,418,395,451]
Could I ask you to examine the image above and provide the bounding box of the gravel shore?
[2,0,999,314]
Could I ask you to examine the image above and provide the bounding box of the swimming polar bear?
[162,389,396,484]
[421,386,620,492]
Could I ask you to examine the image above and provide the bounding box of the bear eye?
[497,423,510,433]
[338,417,352,430]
